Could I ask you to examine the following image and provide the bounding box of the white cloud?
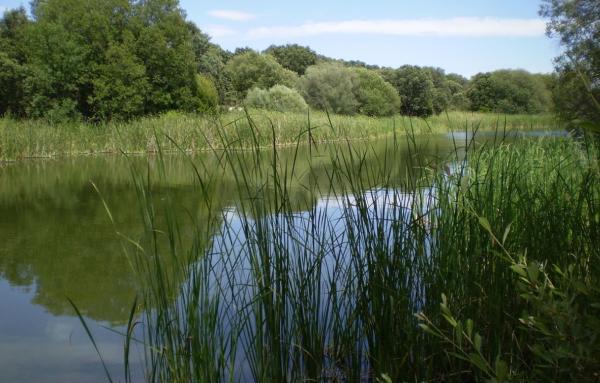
[0,6,8,13]
[205,24,237,38]
[247,18,546,39]
[207,9,256,22]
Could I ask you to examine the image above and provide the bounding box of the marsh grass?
[77,114,598,382]
[0,110,559,161]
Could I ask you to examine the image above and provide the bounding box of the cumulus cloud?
[208,9,256,21]
[204,24,237,38]
[247,18,546,39]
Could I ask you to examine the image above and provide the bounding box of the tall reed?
[86,115,598,382]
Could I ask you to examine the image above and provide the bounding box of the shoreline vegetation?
[0,110,560,161]
[77,124,599,383]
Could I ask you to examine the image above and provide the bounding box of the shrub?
[225,51,298,100]
[195,74,219,112]
[264,44,317,75]
[244,87,271,109]
[299,63,359,115]
[244,85,308,113]
[467,70,552,114]
[381,65,436,117]
[351,67,400,116]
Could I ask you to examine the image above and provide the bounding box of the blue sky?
[0,0,560,77]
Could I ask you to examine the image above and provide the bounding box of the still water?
[0,132,551,382]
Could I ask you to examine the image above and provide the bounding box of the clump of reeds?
[77,114,598,382]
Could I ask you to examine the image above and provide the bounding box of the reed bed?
[79,116,599,382]
[0,110,559,161]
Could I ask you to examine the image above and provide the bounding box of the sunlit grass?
[0,110,560,161]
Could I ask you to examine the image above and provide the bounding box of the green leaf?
[474,333,482,352]
[468,352,489,374]
[478,216,492,234]
[495,357,508,382]
[466,319,474,338]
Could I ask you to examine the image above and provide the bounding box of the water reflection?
[0,135,462,382]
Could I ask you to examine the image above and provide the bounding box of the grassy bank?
[78,121,600,382]
[0,110,559,161]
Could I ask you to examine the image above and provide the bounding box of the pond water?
[0,132,553,382]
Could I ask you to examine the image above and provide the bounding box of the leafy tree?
[89,38,148,120]
[132,0,206,114]
[1,0,213,120]
[195,74,219,112]
[264,44,317,75]
[0,8,29,116]
[467,70,552,114]
[299,63,359,115]
[225,51,298,100]
[540,0,600,125]
[244,85,308,113]
[382,65,435,117]
[351,67,400,116]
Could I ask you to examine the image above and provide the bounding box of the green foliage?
[467,70,552,114]
[0,8,29,116]
[195,74,219,112]
[89,40,148,120]
[244,85,308,113]
[382,65,435,117]
[351,67,400,116]
[225,51,298,100]
[299,63,359,115]
[540,0,600,127]
[264,44,317,75]
[0,0,213,121]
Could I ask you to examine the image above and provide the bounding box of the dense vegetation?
[0,0,566,124]
[84,120,598,383]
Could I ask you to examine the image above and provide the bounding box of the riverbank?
[0,110,559,161]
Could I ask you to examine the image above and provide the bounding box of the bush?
[467,70,552,114]
[381,65,435,117]
[264,44,317,75]
[351,67,400,116]
[244,85,308,113]
[225,51,298,100]
[299,63,359,115]
[195,74,219,112]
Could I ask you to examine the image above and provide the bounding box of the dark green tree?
[382,65,435,117]
[264,44,317,75]
[351,67,400,116]
[299,63,359,115]
[467,70,552,114]
[0,8,29,116]
[540,0,600,125]
[225,51,298,100]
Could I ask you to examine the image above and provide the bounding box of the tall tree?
[540,0,600,125]
[264,44,317,75]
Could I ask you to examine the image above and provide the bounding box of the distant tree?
[225,51,298,100]
[299,63,359,115]
[195,74,219,112]
[540,0,600,125]
[264,44,317,75]
[446,79,470,110]
[382,66,435,117]
[0,8,29,116]
[467,70,552,114]
[446,73,469,87]
[1,0,212,121]
[187,21,234,104]
[89,37,148,120]
[351,67,400,116]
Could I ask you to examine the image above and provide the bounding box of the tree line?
[0,0,592,123]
